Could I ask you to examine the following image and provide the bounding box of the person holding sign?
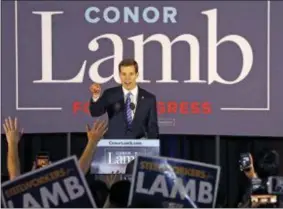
[128,155,221,208]
[2,117,108,179]
[1,156,97,208]
[89,58,159,139]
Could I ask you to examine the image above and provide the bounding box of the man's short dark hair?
[256,149,280,177]
[87,178,109,208]
[118,58,138,73]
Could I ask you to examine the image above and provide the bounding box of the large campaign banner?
[128,155,220,208]
[1,156,96,208]
[2,1,283,136]
[91,139,160,174]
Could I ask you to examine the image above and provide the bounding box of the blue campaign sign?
[1,156,97,208]
[128,155,221,208]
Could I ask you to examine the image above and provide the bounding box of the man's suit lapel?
[117,85,126,121]
[132,87,145,125]
[118,85,125,105]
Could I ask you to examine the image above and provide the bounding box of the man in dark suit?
[89,58,159,139]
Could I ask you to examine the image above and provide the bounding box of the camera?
[239,153,252,171]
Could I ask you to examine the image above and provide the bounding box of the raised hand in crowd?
[105,171,122,188]
[2,117,24,180]
[3,117,23,144]
[103,171,123,208]
[244,154,258,179]
[79,119,108,174]
[86,119,108,143]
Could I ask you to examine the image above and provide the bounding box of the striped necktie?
[125,92,133,127]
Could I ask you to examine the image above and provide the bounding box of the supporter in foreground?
[2,117,107,180]
[86,177,109,208]
[104,180,131,208]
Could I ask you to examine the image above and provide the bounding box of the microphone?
[130,102,135,110]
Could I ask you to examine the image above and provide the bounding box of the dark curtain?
[1,134,282,207]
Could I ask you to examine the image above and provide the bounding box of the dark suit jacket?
[89,86,159,139]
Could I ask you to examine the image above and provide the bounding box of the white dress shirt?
[92,86,139,119]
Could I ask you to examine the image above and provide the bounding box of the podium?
[90,139,160,185]
[90,139,160,174]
